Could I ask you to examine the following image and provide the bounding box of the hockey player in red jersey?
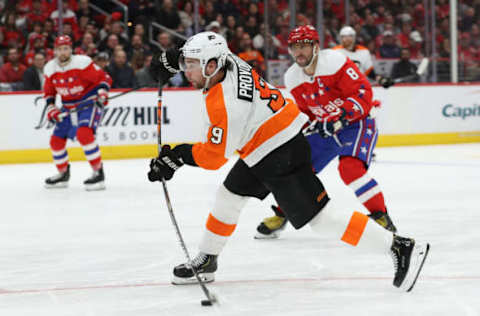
[256,25,397,238]
[44,35,112,191]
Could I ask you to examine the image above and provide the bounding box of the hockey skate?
[369,211,397,233]
[172,252,217,285]
[83,166,105,191]
[390,235,430,292]
[45,165,70,188]
[255,205,287,239]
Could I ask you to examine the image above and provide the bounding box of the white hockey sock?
[309,200,393,255]
[199,185,248,255]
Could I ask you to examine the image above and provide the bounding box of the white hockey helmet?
[339,26,356,38]
[180,31,231,79]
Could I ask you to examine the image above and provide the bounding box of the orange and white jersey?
[332,44,373,76]
[191,54,308,170]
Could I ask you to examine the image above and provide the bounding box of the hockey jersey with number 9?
[285,49,373,124]
[191,54,308,170]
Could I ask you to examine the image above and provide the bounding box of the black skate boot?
[255,205,288,239]
[83,166,105,191]
[172,252,217,285]
[369,211,397,233]
[45,165,70,188]
[390,235,430,292]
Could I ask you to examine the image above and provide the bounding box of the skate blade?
[171,273,215,285]
[84,181,106,191]
[45,182,68,189]
[254,231,282,239]
[402,242,430,292]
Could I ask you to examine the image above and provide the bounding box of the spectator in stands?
[397,22,413,48]
[100,34,121,58]
[178,1,194,37]
[25,22,45,52]
[42,18,56,48]
[228,25,244,54]
[203,1,217,26]
[106,49,136,88]
[136,52,157,88]
[24,35,54,67]
[26,0,49,31]
[244,16,259,39]
[76,0,94,21]
[460,6,476,32]
[128,0,155,25]
[63,22,78,42]
[50,0,78,34]
[408,30,423,59]
[156,32,175,52]
[133,23,148,44]
[361,14,380,42]
[156,0,181,30]
[238,33,265,76]
[94,51,110,70]
[379,30,401,58]
[275,23,290,57]
[0,11,26,50]
[253,23,280,59]
[85,20,100,42]
[74,32,96,56]
[215,0,239,18]
[130,50,146,72]
[0,47,27,90]
[22,51,45,90]
[128,34,151,59]
[391,48,418,82]
[224,15,236,42]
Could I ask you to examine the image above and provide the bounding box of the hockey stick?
[34,86,147,127]
[156,81,218,306]
[393,57,429,83]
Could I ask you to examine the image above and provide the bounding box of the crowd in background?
[0,0,479,91]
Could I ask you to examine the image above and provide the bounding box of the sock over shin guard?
[309,201,393,254]
[199,185,248,255]
[50,135,69,172]
[76,126,102,170]
[338,156,387,213]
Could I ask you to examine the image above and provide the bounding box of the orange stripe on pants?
[341,211,369,246]
[206,213,237,237]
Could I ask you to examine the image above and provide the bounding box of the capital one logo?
[442,104,480,120]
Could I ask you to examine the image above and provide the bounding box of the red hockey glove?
[47,105,64,123]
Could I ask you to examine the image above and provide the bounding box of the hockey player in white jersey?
[147,31,430,292]
[333,26,394,88]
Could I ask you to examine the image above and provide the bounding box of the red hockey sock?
[50,135,69,172]
[338,156,387,213]
[76,127,102,171]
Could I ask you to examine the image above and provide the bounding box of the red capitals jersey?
[284,49,373,123]
[43,55,111,109]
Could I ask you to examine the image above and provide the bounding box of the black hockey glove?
[149,48,181,84]
[303,109,349,138]
[378,76,394,89]
[148,145,184,182]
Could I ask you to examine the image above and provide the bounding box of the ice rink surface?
[1,143,479,316]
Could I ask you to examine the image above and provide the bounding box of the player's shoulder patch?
[315,49,347,76]
[284,63,304,91]
[72,54,93,69]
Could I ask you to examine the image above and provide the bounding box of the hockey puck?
[201,300,213,306]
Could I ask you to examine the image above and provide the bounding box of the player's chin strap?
[303,44,319,70]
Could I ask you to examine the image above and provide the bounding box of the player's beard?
[58,54,71,65]
[295,54,312,68]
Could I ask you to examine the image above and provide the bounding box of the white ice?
[1,143,479,316]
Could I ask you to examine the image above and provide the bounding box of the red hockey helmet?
[54,35,73,48]
[287,25,319,45]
